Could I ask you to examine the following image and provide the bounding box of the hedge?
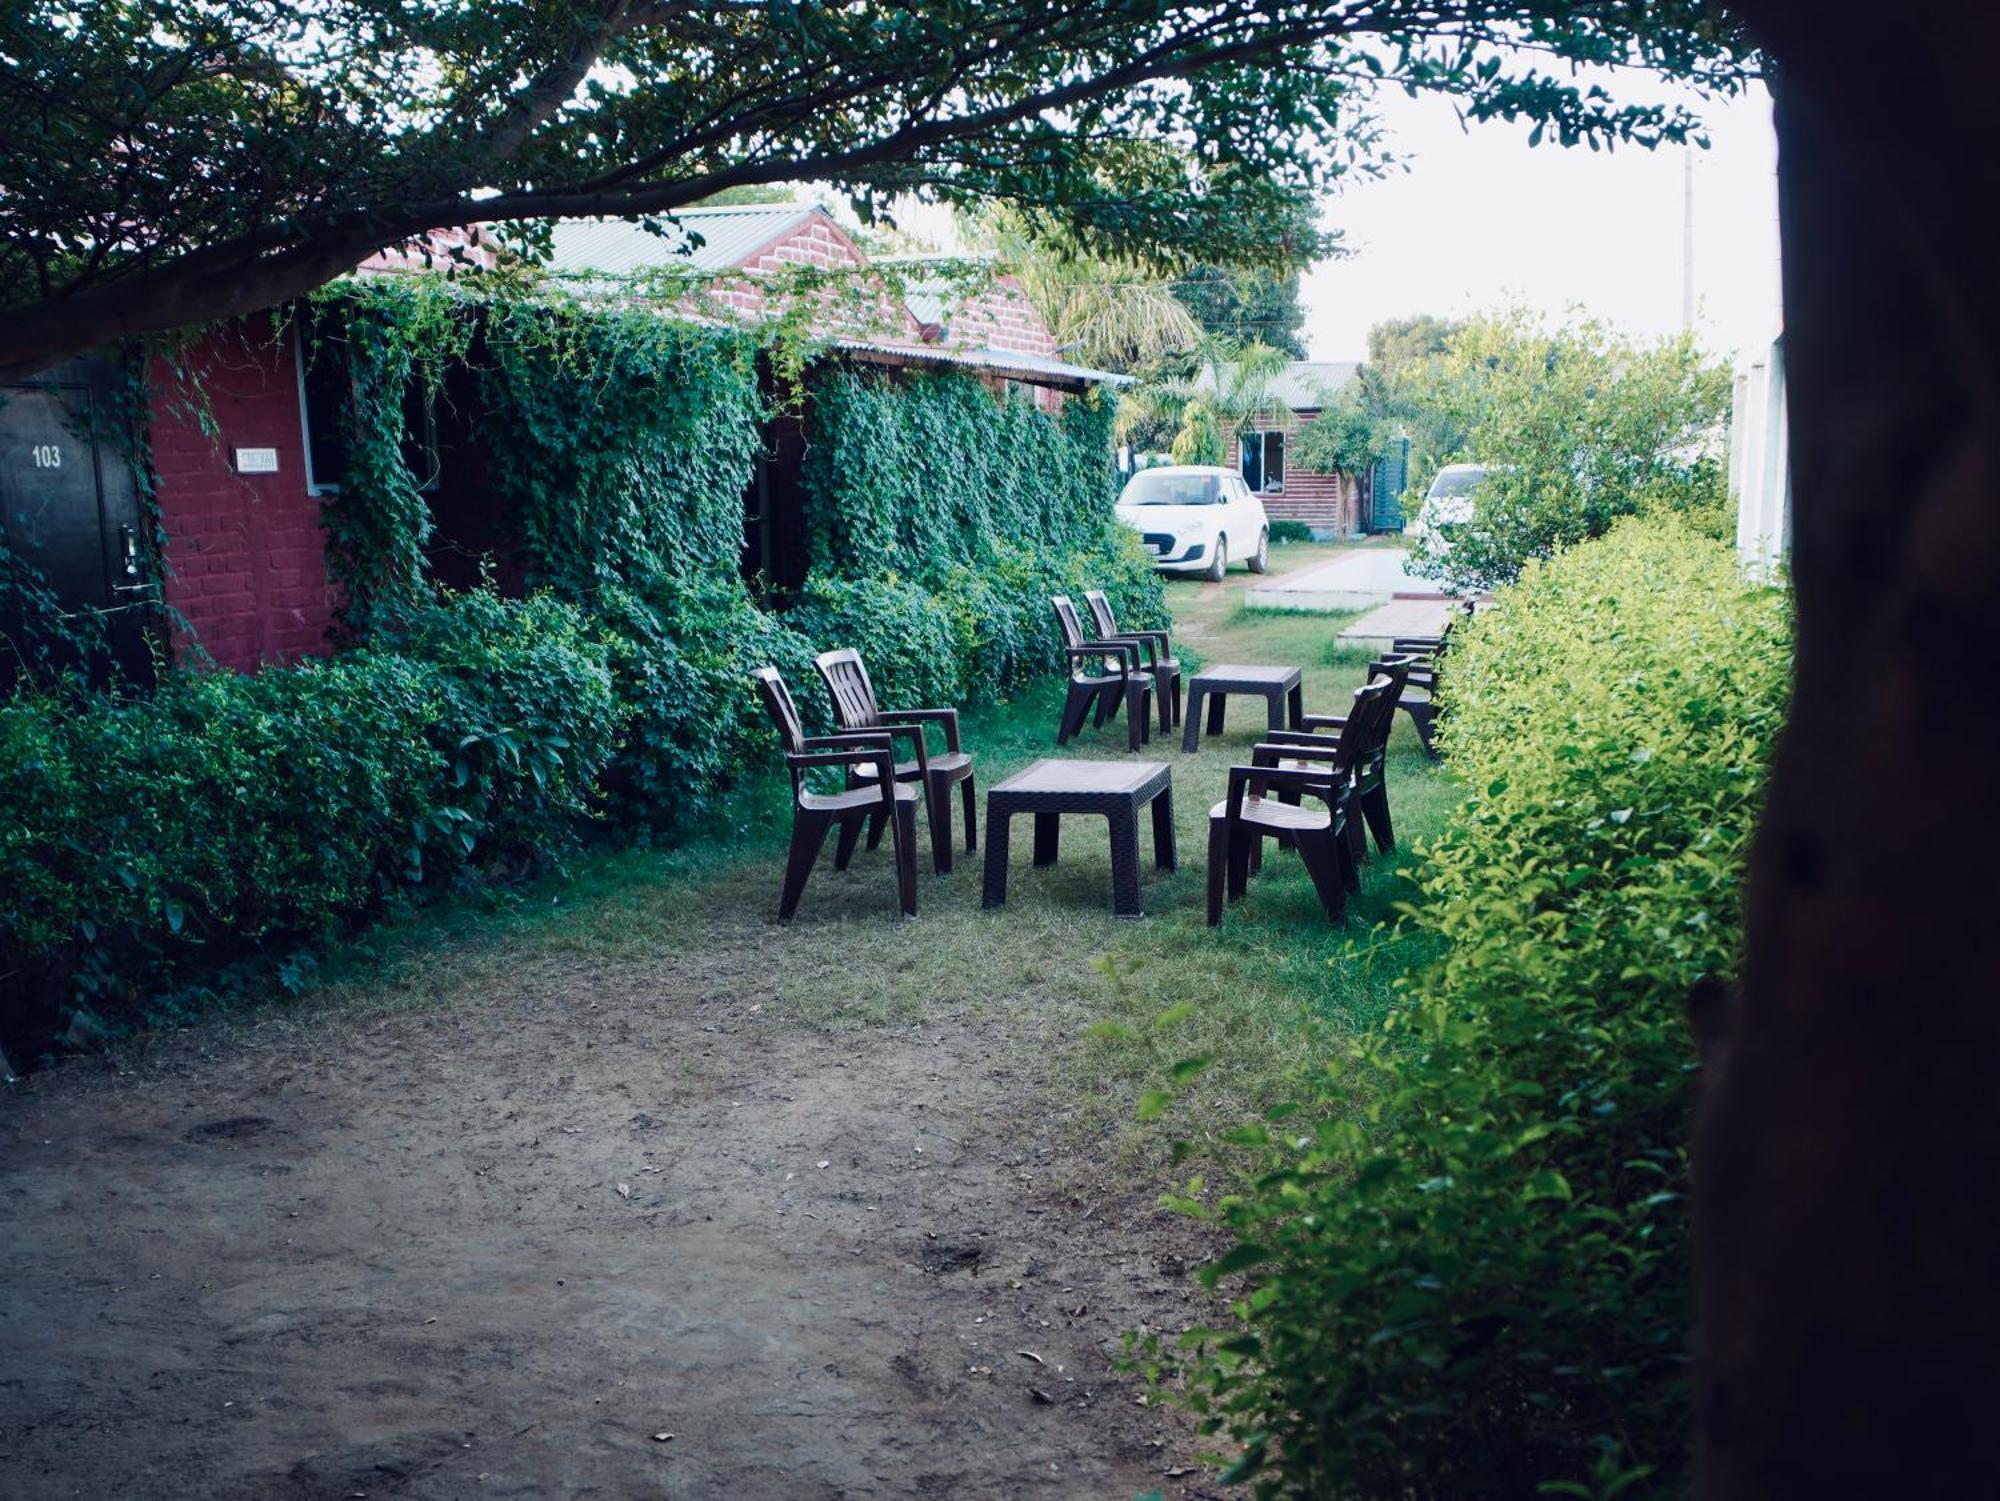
[1,592,617,1044]
[1161,518,1793,1499]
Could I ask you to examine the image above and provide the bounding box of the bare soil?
[0,947,1223,1500]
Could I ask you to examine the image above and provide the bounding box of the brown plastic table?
[1181,663,1305,753]
[982,759,1175,918]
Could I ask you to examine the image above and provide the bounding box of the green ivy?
[311,277,474,624]
[476,297,765,594]
[799,368,1127,583]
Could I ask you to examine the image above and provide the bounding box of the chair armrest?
[881,707,962,754]
[1068,640,1140,674]
[1251,739,1350,768]
[803,731,894,750]
[1296,714,1349,732]
[1096,631,1159,667]
[1103,630,1171,666]
[1226,763,1347,819]
[787,746,896,775]
[1082,637,1141,666]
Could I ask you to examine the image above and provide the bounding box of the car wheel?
[1204,535,1228,583]
[1247,529,1270,574]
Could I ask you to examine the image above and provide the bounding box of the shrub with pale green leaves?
[1156,518,1791,1499]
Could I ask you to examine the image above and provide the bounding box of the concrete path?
[1245,548,1447,612]
[1335,598,1457,650]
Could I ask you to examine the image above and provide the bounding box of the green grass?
[289,543,1460,1162]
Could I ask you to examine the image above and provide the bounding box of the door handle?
[119,524,141,578]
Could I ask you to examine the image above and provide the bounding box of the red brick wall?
[938,275,1059,357]
[149,324,338,671]
[707,216,923,340]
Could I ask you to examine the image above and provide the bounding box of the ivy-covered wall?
[800,366,1122,578]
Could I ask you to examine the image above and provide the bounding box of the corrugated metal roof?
[546,204,824,274]
[1270,361,1361,409]
[836,338,1132,389]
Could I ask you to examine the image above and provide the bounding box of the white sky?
[1299,81,1782,363]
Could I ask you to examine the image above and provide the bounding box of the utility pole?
[1682,146,1697,334]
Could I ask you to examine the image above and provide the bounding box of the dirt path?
[0,951,1235,1501]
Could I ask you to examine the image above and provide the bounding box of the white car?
[1405,463,1491,555]
[1115,465,1270,581]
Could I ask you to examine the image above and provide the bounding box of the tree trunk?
[1696,6,2000,1493]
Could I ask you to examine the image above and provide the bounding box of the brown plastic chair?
[813,648,976,875]
[1206,754,1359,928]
[1259,657,1412,858]
[753,667,918,920]
[1083,589,1181,733]
[1387,599,1474,760]
[1052,595,1151,752]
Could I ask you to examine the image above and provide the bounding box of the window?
[1118,471,1224,506]
[1240,429,1286,494]
[294,315,440,496]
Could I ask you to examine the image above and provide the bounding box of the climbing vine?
[800,368,1123,581]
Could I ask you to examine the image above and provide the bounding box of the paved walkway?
[1245,548,1446,612]
[1335,598,1457,648]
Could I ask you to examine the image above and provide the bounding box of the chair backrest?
[814,648,883,731]
[1051,595,1087,651]
[1355,659,1410,767]
[753,665,808,757]
[1083,589,1117,638]
[1331,675,1395,765]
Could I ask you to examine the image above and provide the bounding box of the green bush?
[1267,519,1315,544]
[781,572,968,712]
[594,579,820,834]
[1159,518,1791,1498]
[1405,311,1734,592]
[1,591,617,1038]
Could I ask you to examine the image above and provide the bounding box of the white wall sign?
[232,447,280,474]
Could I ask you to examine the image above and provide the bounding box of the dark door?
[0,357,156,689]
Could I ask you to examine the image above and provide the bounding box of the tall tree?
[1174,266,1311,358]
[0,1,1753,379]
[1696,2,2000,1495]
[978,207,1205,373]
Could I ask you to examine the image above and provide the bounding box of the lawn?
[310,540,1457,1150]
[0,541,1461,1500]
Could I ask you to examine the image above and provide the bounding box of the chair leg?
[1171,673,1184,728]
[1335,799,1361,892]
[1361,784,1395,853]
[1058,683,1091,744]
[1406,703,1440,760]
[960,773,978,851]
[832,812,865,871]
[924,771,953,875]
[1206,817,1228,926]
[1298,833,1349,924]
[1126,681,1148,751]
[889,796,920,916]
[1155,671,1174,734]
[1227,822,1251,900]
[1093,685,1114,728]
[779,810,833,920]
[865,804,888,850]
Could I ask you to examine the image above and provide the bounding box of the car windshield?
[1121,472,1222,506]
[1427,467,1488,499]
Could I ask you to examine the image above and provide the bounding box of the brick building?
[1,204,1117,677]
[1221,361,1376,538]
